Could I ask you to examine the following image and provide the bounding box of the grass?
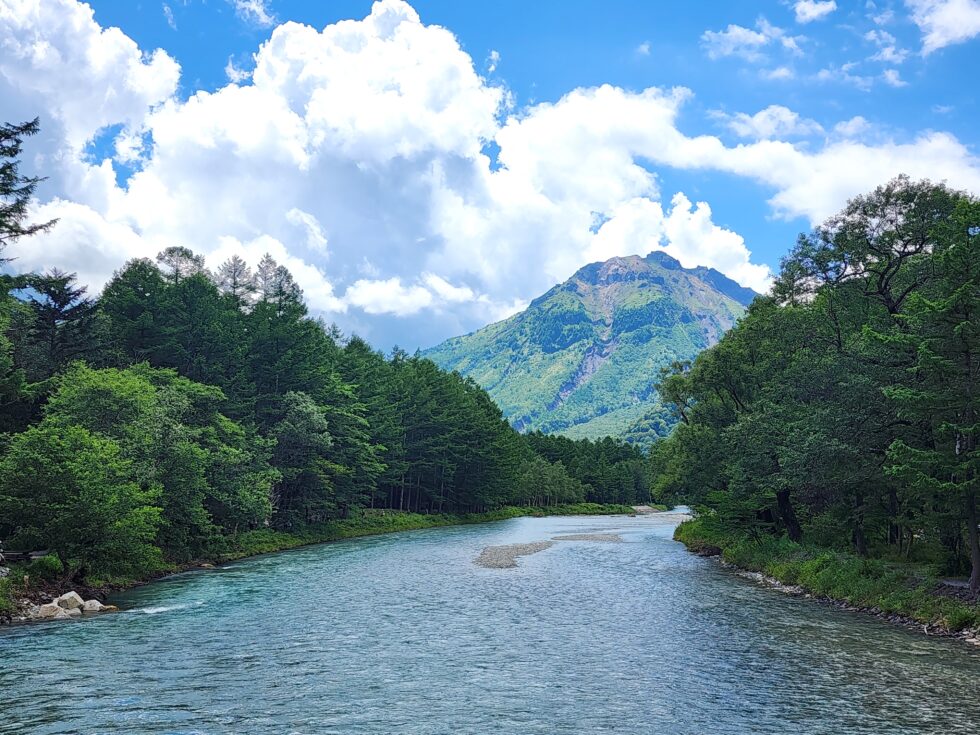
[0,576,15,616]
[674,517,980,633]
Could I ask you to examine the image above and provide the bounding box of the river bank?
[1,502,640,624]
[674,517,980,646]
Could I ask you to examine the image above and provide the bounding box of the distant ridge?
[423,251,756,445]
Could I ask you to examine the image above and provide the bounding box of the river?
[1,510,978,734]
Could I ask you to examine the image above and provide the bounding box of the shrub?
[24,554,63,582]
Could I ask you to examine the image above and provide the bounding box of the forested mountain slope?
[423,251,755,444]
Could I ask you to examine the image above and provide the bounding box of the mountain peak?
[643,250,682,269]
[424,251,753,445]
[569,250,757,307]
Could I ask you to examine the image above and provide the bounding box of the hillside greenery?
[652,176,980,597]
[424,251,753,445]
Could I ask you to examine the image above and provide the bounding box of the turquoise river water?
[1,510,978,734]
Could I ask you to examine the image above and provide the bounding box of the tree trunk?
[967,488,980,593]
[887,486,901,547]
[776,489,803,543]
[853,491,868,556]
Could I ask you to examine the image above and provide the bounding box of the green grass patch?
[0,576,16,616]
[23,554,63,582]
[674,517,980,633]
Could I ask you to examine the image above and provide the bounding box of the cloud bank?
[2,0,979,347]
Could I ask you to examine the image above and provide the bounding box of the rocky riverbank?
[15,591,117,622]
[725,560,980,647]
[675,517,980,648]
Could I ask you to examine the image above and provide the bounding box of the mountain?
[422,251,756,445]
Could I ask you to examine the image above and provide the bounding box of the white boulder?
[66,607,82,617]
[55,591,84,610]
[36,602,63,619]
[82,599,105,613]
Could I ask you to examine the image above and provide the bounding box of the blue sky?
[3,0,980,349]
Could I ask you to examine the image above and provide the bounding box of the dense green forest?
[652,176,980,595]
[0,119,650,585]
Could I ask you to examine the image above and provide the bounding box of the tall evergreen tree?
[20,269,97,380]
[0,118,56,259]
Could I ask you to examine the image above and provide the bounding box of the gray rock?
[82,599,105,613]
[0,566,10,578]
[55,591,84,610]
[36,602,64,619]
[65,607,82,617]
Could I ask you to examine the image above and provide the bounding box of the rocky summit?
[423,251,755,444]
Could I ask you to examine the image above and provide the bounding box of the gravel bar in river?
[551,533,623,543]
[474,541,555,568]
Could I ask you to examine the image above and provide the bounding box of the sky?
[2,0,980,351]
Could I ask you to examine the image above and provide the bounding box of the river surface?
[2,511,979,734]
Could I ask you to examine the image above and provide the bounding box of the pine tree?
[216,255,257,306]
[886,200,980,591]
[22,269,97,379]
[156,246,207,285]
[0,118,56,260]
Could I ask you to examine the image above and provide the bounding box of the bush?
[0,577,15,616]
[24,554,63,582]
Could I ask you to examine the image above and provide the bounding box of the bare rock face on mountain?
[423,251,755,445]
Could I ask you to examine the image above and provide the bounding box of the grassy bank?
[675,517,980,634]
[2,503,634,619]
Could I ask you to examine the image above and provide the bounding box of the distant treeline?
[651,176,980,592]
[0,119,650,582]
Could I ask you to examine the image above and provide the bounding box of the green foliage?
[0,168,647,592]
[0,424,163,578]
[15,269,98,381]
[658,177,980,595]
[0,118,57,254]
[24,553,63,582]
[423,251,751,444]
[0,577,15,615]
[525,432,651,504]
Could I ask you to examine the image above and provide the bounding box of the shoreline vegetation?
[649,178,980,647]
[0,120,661,627]
[674,516,980,644]
[1,503,641,623]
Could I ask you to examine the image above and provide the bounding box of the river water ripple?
[1,511,978,734]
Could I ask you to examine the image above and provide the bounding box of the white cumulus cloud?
[906,0,980,54]
[230,0,275,28]
[712,105,824,139]
[793,0,837,23]
[702,18,803,62]
[3,0,980,347]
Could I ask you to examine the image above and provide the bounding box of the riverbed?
[1,511,978,733]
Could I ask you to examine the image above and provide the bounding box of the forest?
[652,176,980,595]
[0,119,649,586]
